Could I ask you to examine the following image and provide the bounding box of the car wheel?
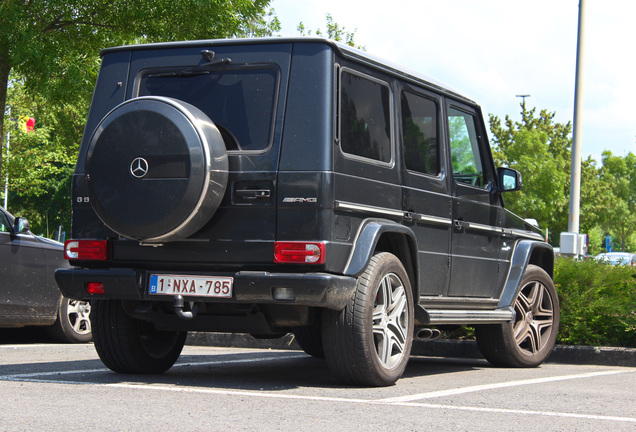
[91,300,186,374]
[293,314,325,358]
[46,297,92,343]
[322,252,413,386]
[476,265,559,367]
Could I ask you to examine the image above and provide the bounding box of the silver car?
[595,252,636,266]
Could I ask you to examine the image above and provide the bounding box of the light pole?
[516,94,531,116]
[568,0,586,234]
[561,0,587,259]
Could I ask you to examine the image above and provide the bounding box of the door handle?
[236,189,271,199]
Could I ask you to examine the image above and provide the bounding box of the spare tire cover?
[85,96,228,242]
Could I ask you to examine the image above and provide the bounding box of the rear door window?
[401,91,439,176]
[138,66,279,152]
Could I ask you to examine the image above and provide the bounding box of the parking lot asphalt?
[2,343,635,431]
[186,332,636,368]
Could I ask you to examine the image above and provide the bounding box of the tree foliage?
[490,102,636,252]
[297,14,364,50]
[1,0,277,234]
[489,103,571,239]
[596,152,636,251]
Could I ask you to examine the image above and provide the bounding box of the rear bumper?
[55,267,357,311]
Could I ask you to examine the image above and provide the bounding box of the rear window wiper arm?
[147,56,232,78]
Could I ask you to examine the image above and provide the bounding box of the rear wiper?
[147,50,232,78]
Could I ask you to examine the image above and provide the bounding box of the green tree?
[597,151,636,251]
[489,103,571,239]
[4,72,83,235]
[297,14,365,50]
[1,0,277,234]
[0,0,276,193]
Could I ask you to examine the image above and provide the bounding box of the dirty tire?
[322,252,413,386]
[91,300,186,374]
[475,264,559,367]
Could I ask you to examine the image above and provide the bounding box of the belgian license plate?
[149,274,233,298]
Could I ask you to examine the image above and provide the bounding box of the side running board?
[415,305,515,325]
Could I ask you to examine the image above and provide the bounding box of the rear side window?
[138,67,279,152]
[339,70,392,164]
[401,91,439,176]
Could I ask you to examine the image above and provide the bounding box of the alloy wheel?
[372,272,409,369]
[513,280,555,355]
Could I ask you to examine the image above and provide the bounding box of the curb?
[186,332,636,367]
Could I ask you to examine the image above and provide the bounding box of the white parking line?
[379,370,631,402]
[1,354,635,424]
[104,380,636,424]
[395,401,636,424]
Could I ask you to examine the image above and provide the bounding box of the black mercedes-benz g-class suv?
[56,37,558,386]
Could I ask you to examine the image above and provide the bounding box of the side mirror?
[14,217,30,234]
[497,167,522,192]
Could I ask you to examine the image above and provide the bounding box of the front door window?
[448,107,487,189]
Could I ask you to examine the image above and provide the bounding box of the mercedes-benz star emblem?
[130,157,149,178]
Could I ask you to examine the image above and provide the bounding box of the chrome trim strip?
[335,201,404,218]
[336,202,543,241]
[416,214,453,227]
[465,221,501,234]
[464,221,544,242]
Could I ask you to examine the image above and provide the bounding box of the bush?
[555,258,636,348]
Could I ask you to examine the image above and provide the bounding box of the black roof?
[101,37,475,105]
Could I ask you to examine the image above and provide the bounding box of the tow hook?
[173,295,198,320]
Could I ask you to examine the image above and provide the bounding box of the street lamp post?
[561,0,587,259]
[568,0,586,234]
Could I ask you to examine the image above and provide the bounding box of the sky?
[270,0,636,163]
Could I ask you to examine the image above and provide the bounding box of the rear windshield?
[138,66,279,152]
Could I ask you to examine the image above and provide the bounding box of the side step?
[415,305,515,325]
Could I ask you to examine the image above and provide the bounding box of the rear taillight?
[64,240,109,261]
[274,242,325,264]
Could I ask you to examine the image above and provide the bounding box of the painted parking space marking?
[379,369,631,402]
[1,352,635,424]
[101,377,636,424]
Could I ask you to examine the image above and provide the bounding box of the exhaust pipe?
[416,328,441,340]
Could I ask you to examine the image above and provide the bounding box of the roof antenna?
[201,50,216,62]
